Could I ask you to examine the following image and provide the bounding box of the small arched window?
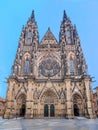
[25,59,30,74]
[70,59,74,73]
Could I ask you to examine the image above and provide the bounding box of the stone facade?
[93,87,98,117]
[0,97,5,117]
[4,11,95,119]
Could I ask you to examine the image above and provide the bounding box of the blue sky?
[0,0,98,98]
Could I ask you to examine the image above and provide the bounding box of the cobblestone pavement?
[0,117,98,130]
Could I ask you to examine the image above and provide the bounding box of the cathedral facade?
[4,11,95,119]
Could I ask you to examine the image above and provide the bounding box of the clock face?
[39,58,61,77]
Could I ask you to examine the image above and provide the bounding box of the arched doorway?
[74,104,79,116]
[41,89,58,117]
[73,94,83,117]
[20,104,26,116]
[44,104,48,117]
[17,94,26,117]
[50,104,55,117]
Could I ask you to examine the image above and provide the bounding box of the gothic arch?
[72,91,83,100]
[23,52,31,60]
[68,52,75,59]
[40,88,58,104]
[15,85,27,100]
[39,87,59,101]
[16,93,26,117]
[72,93,84,116]
[16,93,26,102]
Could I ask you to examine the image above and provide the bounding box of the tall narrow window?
[27,31,32,45]
[66,30,72,44]
[25,60,30,74]
[70,59,74,73]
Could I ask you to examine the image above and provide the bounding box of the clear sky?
[0,0,98,98]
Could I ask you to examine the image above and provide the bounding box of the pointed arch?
[17,93,26,102]
[40,88,59,104]
[39,87,59,100]
[15,85,27,100]
[72,90,83,100]
[72,93,84,116]
[16,93,26,117]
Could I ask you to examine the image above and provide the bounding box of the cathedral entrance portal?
[44,104,55,117]
[17,94,26,117]
[41,89,57,118]
[74,104,79,116]
[20,104,26,117]
[73,94,83,117]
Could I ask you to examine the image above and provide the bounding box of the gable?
[40,28,58,44]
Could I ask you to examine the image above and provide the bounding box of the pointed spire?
[30,10,35,20]
[63,10,67,21]
[48,27,50,31]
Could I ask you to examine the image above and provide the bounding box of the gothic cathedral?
[4,11,95,119]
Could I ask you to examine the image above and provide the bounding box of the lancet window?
[70,59,74,73]
[24,59,30,74]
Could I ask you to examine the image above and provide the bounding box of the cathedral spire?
[63,10,68,21]
[30,10,35,21]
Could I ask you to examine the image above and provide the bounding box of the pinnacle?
[48,27,50,31]
[30,10,35,20]
[73,24,78,36]
[63,10,67,20]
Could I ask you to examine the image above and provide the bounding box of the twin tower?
[4,11,95,119]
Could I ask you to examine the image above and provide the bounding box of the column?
[4,79,14,118]
[65,79,74,119]
[38,99,41,118]
[25,79,33,118]
[84,77,95,118]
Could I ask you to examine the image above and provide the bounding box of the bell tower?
[59,10,95,119]
[12,10,39,77]
[59,10,88,77]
